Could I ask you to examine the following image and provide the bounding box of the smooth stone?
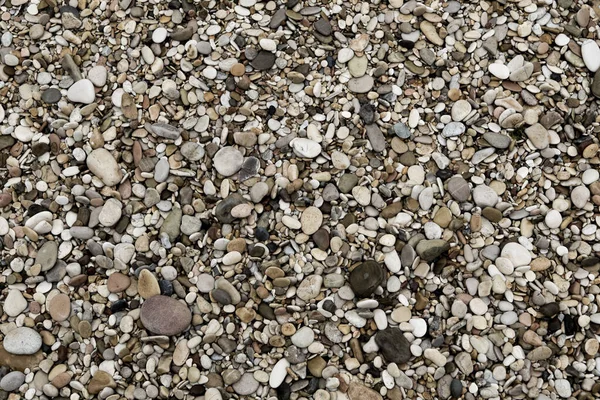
[0,371,26,391]
[41,88,61,103]
[138,269,161,299]
[349,261,384,297]
[451,100,472,121]
[442,122,465,138]
[4,289,27,317]
[88,371,116,394]
[239,156,260,181]
[98,198,122,227]
[151,122,181,140]
[107,272,131,293]
[152,27,168,43]
[297,275,323,301]
[3,327,42,355]
[347,75,374,93]
[48,293,71,321]
[483,132,511,149]
[571,185,590,208]
[140,295,192,335]
[67,79,95,104]
[447,176,470,201]
[301,206,323,235]
[291,138,321,158]
[472,185,499,207]
[250,51,276,70]
[347,383,383,400]
[180,142,205,161]
[375,327,411,364]
[269,358,290,388]
[291,327,315,348]
[87,66,107,87]
[365,124,386,152]
[415,239,450,261]
[232,373,259,395]
[86,148,123,186]
[472,148,495,164]
[554,379,571,398]
[582,39,600,72]
[525,123,549,149]
[488,63,510,79]
[36,241,58,272]
[394,122,411,138]
[544,210,562,229]
[501,242,531,267]
[213,146,244,176]
[420,21,443,45]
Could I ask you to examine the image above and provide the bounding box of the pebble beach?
[1,0,600,399]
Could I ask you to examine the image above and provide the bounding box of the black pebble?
[110,299,128,313]
[539,302,560,317]
[450,379,463,398]
[276,382,291,400]
[548,316,561,334]
[563,314,576,335]
[159,280,173,296]
[436,169,454,180]
[255,227,269,241]
[304,378,319,394]
[189,385,206,396]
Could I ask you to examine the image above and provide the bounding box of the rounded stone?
[213,146,244,177]
[140,295,192,335]
[48,293,71,322]
[349,261,384,297]
[3,327,42,355]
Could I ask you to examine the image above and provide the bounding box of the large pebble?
[582,39,600,72]
[140,295,192,335]
[501,242,531,267]
[86,148,123,186]
[67,79,95,104]
[3,327,42,355]
[213,146,244,176]
[291,138,321,158]
[4,289,27,317]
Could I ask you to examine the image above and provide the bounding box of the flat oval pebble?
[140,295,192,335]
[3,327,42,355]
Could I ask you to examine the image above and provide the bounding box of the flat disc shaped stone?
[140,295,192,335]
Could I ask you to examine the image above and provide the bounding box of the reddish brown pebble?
[107,272,131,293]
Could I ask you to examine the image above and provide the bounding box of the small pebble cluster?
[1,0,600,399]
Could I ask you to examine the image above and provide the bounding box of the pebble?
[269,358,290,388]
[375,328,412,364]
[48,293,71,322]
[349,261,384,297]
[501,243,531,267]
[4,289,27,317]
[0,371,25,392]
[488,63,510,79]
[213,147,244,176]
[3,327,42,355]
[291,138,322,158]
[582,40,600,72]
[140,295,192,335]
[87,66,108,87]
[86,148,123,186]
[67,79,95,104]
